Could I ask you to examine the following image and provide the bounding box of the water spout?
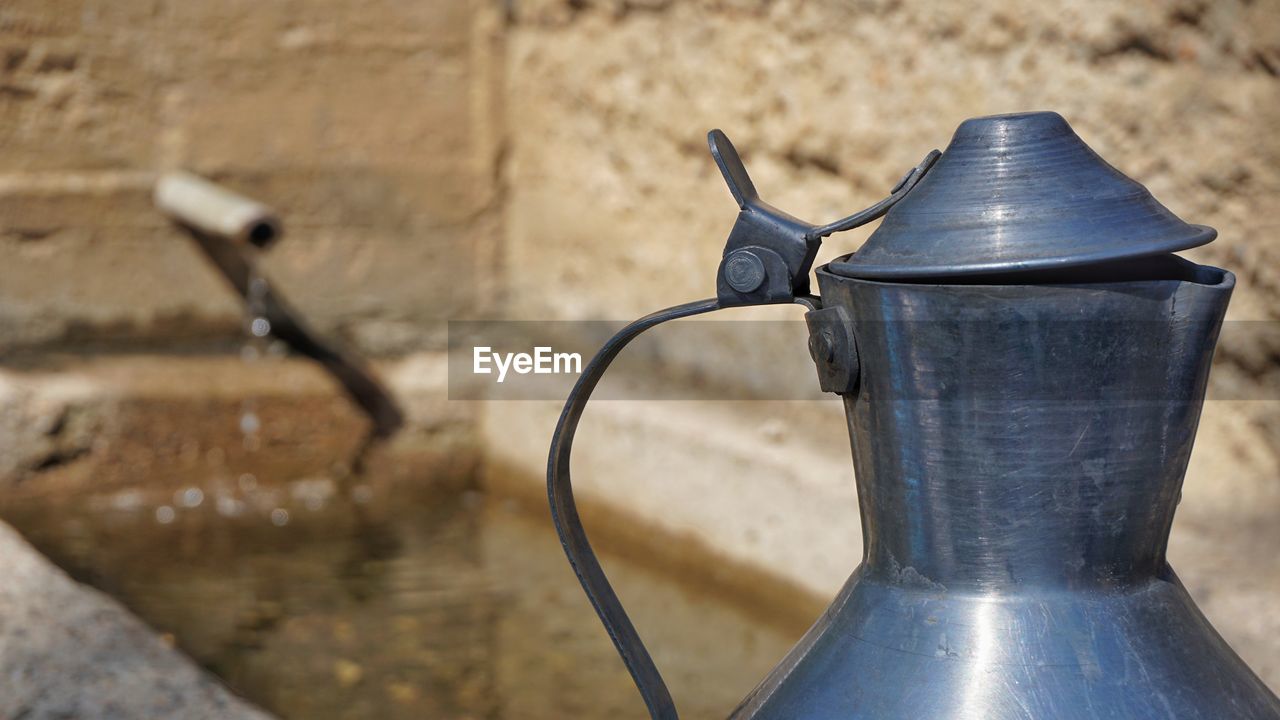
[154,172,405,439]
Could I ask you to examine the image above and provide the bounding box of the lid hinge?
[707,131,938,395]
[805,304,860,395]
[708,129,939,309]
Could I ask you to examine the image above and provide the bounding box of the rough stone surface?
[0,353,476,502]
[505,0,1278,313]
[0,520,273,719]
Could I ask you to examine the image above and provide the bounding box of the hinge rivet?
[724,250,766,293]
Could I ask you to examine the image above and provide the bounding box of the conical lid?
[829,111,1215,279]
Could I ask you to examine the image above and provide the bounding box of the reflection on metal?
[154,173,403,439]
[830,112,1216,279]
[548,112,1280,719]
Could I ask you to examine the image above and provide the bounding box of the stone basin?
[0,353,1275,719]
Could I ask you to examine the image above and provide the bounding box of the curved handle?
[548,131,938,720]
[548,298,720,720]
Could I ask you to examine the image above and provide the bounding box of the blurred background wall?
[0,0,503,354]
[1,0,1278,688]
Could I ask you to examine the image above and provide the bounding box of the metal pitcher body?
[547,113,1280,720]
[732,260,1280,719]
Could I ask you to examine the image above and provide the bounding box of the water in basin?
[0,473,805,720]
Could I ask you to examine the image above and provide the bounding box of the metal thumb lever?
[709,130,820,307]
[708,129,760,209]
[709,129,940,308]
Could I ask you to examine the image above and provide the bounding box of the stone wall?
[3,0,1275,372]
[0,0,504,354]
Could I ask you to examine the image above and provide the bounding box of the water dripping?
[239,264,274,453]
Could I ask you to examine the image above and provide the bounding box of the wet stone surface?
[0,475,803,720]
[0,520,272,720]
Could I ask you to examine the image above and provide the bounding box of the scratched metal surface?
[732,263,1280,719]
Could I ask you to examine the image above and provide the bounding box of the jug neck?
[822,264,1232,593]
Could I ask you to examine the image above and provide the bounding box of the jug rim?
[818,254,1232,290]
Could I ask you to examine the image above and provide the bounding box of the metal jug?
[547,111,1280,719]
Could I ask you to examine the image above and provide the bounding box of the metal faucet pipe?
[154,171,282,249]
[155,172,404,439]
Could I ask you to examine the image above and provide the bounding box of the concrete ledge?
[481,392,1280,692]
[0,353,477,497]
[482,397,862,599]
[0,520,273,719]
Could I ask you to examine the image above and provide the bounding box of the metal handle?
[547,298,722,720]
[547,132,939,720]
